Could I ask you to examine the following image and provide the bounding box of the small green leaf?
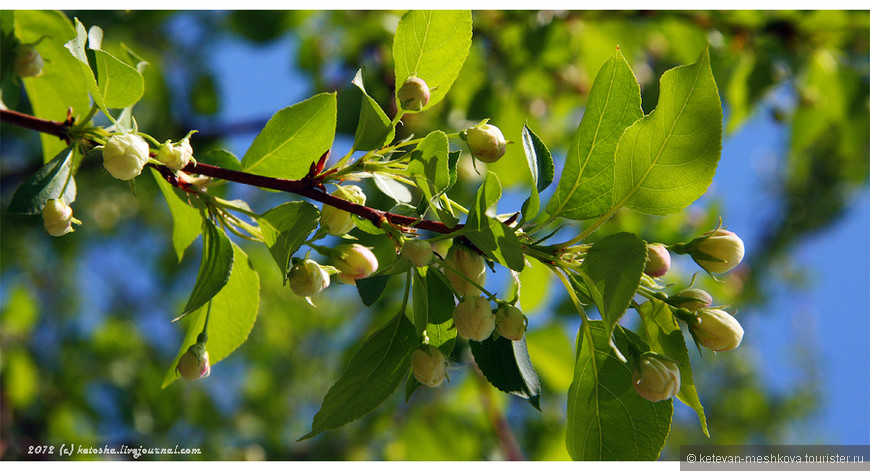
[566,320,672,460]
[393,10,472,112]
[180,219,234,317]
[412,270,428,335]
[94,49,144,109]
[373,173,413,205]
[426,268,455,324]
[259,201,320,280]
[162,242,259,388]
[521,123,554,193]
[64,18,108,116]
[197,149,242,171]
[149,168,202,262]
[351,69,394,151]
[464,172,526,271]
[408,130,457,226]
[301,312,418,440]
[7,145,77,214]
[242,92,337,180]
[426,318,457,357]
[356,274,391,307]
[469,335,541,410]
[637,300,709,436]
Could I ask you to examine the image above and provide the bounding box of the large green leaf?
[149,168,202,262]
[259,201,321,281]
[469,335,541,410]
[301,312,418,440]
[241,93,337,179]
[94,49,144,109]
[7,145,77,214]
[567,320,672,460]
[13,11,90,162]
[64,18,109,117]
[180,219,234,317]
[393,10,472,112]
[162,242,260,388]
[637,300,708,436]
[612,48,722,215]
[464,172,525,271]
[351,69,394,151]
[547,49,642,221]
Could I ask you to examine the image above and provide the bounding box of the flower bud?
[157,137,194,170]
[690,308,744,351]
[453,296,495,341]
[465,123,507,163]
[401,239,434,267]
[632,354,680,402]
[670,288,713,311]
[320,185,366,236]
[397,76,430,112]
[410,344,447,387]
[689,229,745,274]
[444,243,486,297]
[495,305,526,341]
[644,243,671,278]
[102,133,150,181]
[288,259,330,297]
[14,44,44,77]
[332,244,379,285]
[176,343,210,381]
[42,199,75,237]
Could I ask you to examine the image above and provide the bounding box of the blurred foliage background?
[1,10,868,460]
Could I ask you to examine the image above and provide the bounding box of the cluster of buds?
[462,122,507,163]
[401,238,434,268]
[157,133,195,170]
[101,133,150,181]
[444,243,487,297]
[320,185,367,236]
[397,76,430,112]
[672,228,745,274]
[14,43,44,78]
[632,354,681,402]
[332,244,379,285]
[41,199,81,237]
[410,344,448,387]
[176,341,210,381]
[288,258,330,297]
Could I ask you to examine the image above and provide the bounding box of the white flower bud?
[14,44,44,77]
[453,296,495,341]
[465,123,507,163]
[645,243,671,278]
[176,344,210,381]
[410,344,447,387]
[332,244,379,285]
[495,305,526,341]
[320,185,366,236]
[444,243,486,297]
[288,259,330,297]
[41,199,74,237]
[397,76,430,111]
[689,229,745,274]
[401,239,434,267]
[690,308,744,351]
[102,133,150,181]
[671,288,713,311]
[632,354,680,402]
[157,137,194,170]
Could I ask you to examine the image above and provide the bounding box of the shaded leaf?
[259,201,320,280]
[465,172,525,271]
[470,335,541,410]
[357,274,391,307]
[180,219,234,317]
[7,145,77,214]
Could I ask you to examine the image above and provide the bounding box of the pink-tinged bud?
[401,239,434,267]
[464,123,507,163]
[444,243,487,297]
[41,199,74,237]
[632,354,680,402]
[689,229,745,274]
[102,133,150,181]
[644,243,671,277]
[14,44,44,77]
[397,76,430,112]
[157,137,194,170]
[410,344,447,387]
[671,288,713,311]
[320,185,366,236]
[453,296,495,341]
[176,344,210,381]
[690,308,744,351]
[332,244,379,285]
[495,305,526,341]
[288,259,330,297]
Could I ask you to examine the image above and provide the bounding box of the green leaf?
[351,69,394,151]
[464,172,526,271]
[13,11,90,162]
[301,312,418,440]
[547,49,642,221]
[94,49,144,109]
[393,10,472,112]
[7,145,77,214]
[637,300,708,436]
[408,130,458,226]
[162,242,260,388]
[567,320,672,460]
[259,201,320,280]
[198,148,242,171]
[373,173,413,205]
[426,268,455,324]
[180,219,234,317]
[64,18,109,116]
[412,270,428,335]
[149,168,202,262]
[579,232,647,358]
[242,92,337,179]
[469,335,541,410]
[612,48,723,215]
[426,318,457,357]
[520,123,554,224]
[356,274,391,307]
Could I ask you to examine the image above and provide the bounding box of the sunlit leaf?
[150,168,202,262]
